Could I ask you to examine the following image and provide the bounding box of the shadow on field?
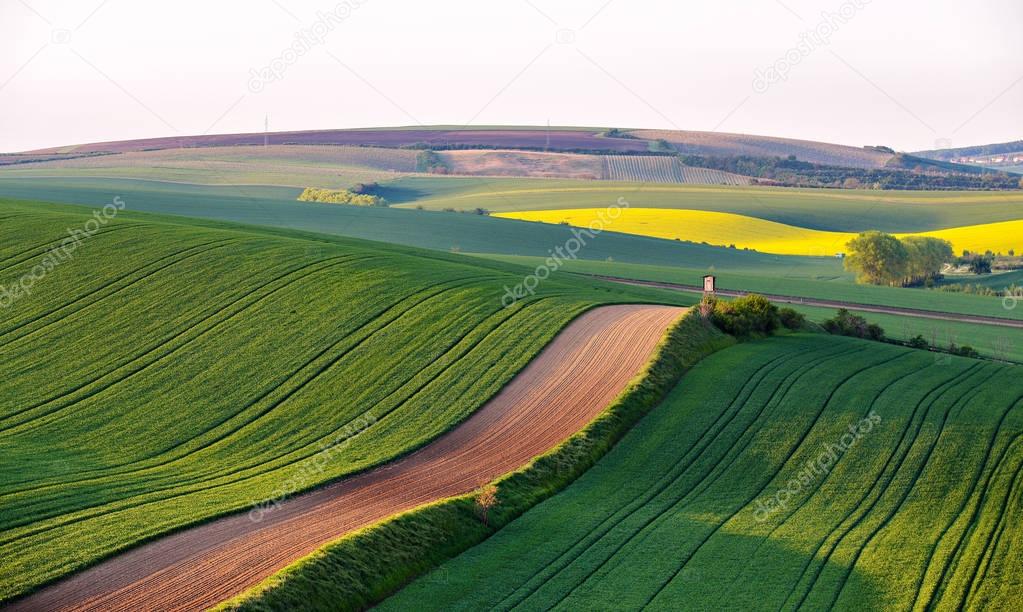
[380,520,886,610]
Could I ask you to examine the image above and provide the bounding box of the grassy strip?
[217,310,735,611]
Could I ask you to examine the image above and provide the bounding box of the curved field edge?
[0,199,695,603]
[494,208,1023,257]
[381,335,1023,610]
[215,310,735,611]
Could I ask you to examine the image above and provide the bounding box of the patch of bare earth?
[9,304,685,612]
[438,150,604,179]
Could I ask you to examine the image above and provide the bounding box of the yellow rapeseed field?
[495,208,1023,256]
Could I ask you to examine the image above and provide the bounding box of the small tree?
[699,293,718,319]
[778,307,806,330]
[902,236,953,285]
[844,231,909,286]
[474,483,498,527]
[968,254,992,274]
[907,335,929,350]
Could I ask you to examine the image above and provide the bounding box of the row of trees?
[678,154,1023,190]
[844,231,954,286]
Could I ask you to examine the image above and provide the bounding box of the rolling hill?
[0,179,840,277]
[0,145,418,188]
[0,197,687,603]
[0,146,758,187]
[629,128,895,168]
[915,140,1023,171]
[381,177,1023,232]
[18,126,905,173]
[22,126,651,155]
[496,207,1023,256]
[8,304,685,611]
[383,333,1023,610]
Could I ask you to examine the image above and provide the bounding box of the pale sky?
[2,0,1021,153]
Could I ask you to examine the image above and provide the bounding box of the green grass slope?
[0,178,837,277]
[383,334,1023,610]
[938,269,1023,290]
[4,170,1023,234]
[382,176,1023,232]
[0,198,688,602]
[0,145,418,188]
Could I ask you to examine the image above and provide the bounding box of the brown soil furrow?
[9,304,684,612]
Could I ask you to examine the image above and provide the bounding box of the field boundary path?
[8,304,685,612]
[592,275,1023,329]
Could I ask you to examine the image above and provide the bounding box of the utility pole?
[545,119,550,152]
[264,114,269,148]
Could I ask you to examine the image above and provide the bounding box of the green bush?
[297,188,387,207]
[950,343,980,358]
[778,307,806,330]
[907,334,929,350]
[709,294,780,337]
[822,308,885,341]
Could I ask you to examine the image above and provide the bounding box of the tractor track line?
[957,436,1023,609]
[778,361,985,610]
[6,290,556,520]
[823,366,1003,609]
[491,340,826,610]
[507,343,859,611]
[0,256,369,435]
[0,256,376,491]
[0,275,497,540]
[0,239,238,343]
[704,353,935,609]
[915,392,1023,609]
[636,350,910,609]
[6,304,685,612]
[0,224,148,273]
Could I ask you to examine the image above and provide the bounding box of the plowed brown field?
[9,304,684,612]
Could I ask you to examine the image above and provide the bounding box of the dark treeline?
[678,154,1022,190]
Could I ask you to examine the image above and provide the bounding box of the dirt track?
[592,275,1023,329]
[9,304,684,612]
